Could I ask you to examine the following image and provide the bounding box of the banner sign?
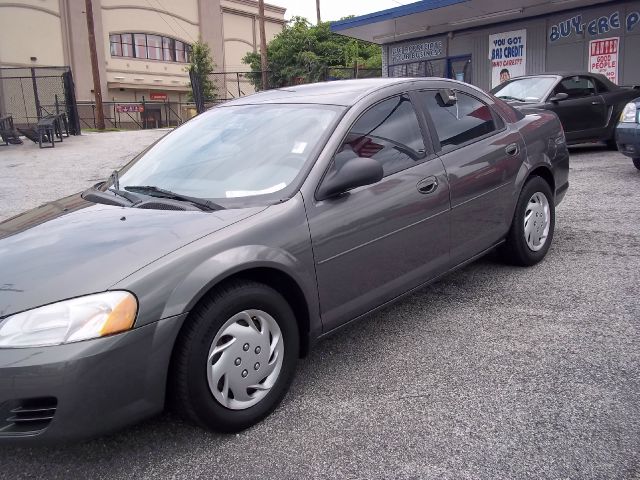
[589,37,619,84]
[149,92,168,101]
[549,10,639,42]
[489,29,527,88]
[116,104,144,113]
[390,39,444,64]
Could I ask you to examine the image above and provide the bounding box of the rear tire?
[501,176,555,266]
[633,158,640,170]
[170,280,299,433]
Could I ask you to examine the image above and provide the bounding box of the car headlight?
[620,102,638,123]
[0,291,137,348]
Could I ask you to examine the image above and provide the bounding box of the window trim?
[416,88,507,154]
[109,32,191,63]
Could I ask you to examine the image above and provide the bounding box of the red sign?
[589,37,619,84]
[116,104,144,113]
[150,92,168,101]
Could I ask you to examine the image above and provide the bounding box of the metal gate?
[0,66,80,135]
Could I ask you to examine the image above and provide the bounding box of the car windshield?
[118,104,342,204]
[493,77,558,102]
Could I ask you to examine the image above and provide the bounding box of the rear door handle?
[417,176,438,194]
[505,143,519,156]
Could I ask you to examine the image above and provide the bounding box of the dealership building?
[331,0,640,91]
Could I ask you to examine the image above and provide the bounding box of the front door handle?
[417,176,438,194]
[505,143,519,156]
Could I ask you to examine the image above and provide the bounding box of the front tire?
[501,176,555,266]
[170,280,299,432]
[633,158,640,170]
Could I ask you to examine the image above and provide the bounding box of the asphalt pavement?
[0,140,638,479]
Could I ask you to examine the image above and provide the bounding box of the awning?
[331,0,609,44]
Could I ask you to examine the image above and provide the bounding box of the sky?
[268,0,413,23]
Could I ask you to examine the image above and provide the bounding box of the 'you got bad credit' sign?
[489,29,527,88]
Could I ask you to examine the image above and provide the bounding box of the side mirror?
[316,156,384,200]
[549,92,568,103]
[437,88,457,106]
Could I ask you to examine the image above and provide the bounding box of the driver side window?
[555,76,597,99]
[335,95,426,177]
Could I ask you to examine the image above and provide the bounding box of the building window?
[109,33,191,63]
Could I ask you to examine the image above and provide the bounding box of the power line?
[152,0,197,42]
[142,0,196,43]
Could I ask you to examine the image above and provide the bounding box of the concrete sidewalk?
[0,129,168,221]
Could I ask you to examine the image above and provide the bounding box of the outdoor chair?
[0,115,23,146]
[18,126,54,148]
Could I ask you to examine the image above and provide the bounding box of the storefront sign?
[489,29,527,88]
[116,104,144,113]
[589,37,619,84]
[549,10,640,42]
[390,40,444,64]
[150,92,168,101]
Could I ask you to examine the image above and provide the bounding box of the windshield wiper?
[124,185,225,211]
[498,95,527,102]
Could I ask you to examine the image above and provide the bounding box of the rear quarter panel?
[512,109,570,208]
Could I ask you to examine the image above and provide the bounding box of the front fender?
[111,194,319,334]
[162,244,318,320]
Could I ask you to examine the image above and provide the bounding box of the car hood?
[0,194,265,317]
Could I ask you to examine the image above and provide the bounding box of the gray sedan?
[0,78,569,443]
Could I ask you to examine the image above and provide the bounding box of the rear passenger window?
[336,95,426,177]
[418,91,497,150]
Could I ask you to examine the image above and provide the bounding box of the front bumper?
[0,313,186,444]
[616,122,640,159]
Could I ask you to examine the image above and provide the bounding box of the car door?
[303,94,451,332]
[549,75,607,140]
[415,89,525,265]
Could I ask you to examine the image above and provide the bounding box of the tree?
[187,40,217,101]
[242,17,381,90]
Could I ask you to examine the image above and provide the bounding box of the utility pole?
[316,0,321,24]
[85,0,105,130]
[258,0,268,90]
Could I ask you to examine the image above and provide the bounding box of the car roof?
[220,77,466,107]
[508,71,618,87]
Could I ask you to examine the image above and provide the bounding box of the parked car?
[0,78,569,443]
[616,97,640,170]
[490,72,639,146]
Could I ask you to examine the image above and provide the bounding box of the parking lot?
[0,133,639,479]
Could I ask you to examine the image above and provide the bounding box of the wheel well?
[187,268,311,358]
[528,166,555,195]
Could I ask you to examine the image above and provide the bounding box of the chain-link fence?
[76,99,228,130]
[0,66,80,134]
[69,66,383,128]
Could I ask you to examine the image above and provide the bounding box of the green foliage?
[187,40,217,101]
[242,17,381,90]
